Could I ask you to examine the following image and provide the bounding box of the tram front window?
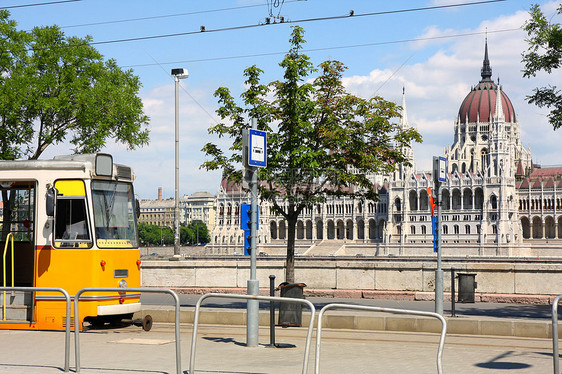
[54,197,90,243]
[91,181,138,248]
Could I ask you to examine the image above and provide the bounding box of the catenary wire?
[17,0,507,52]
[0,0,80,10]
[122,27,521,68]
[58,0,305,29]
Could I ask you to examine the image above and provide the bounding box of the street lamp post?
[171,68,189,258]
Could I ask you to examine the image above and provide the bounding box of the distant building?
[138,187,175,228]
[208,42,562,256]
[179,191,216,232]
[139,187,216,232]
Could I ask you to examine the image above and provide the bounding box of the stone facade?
[208,42,562,255]
[139,190,216,231]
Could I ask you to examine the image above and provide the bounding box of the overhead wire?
[58,0,304,29]
[122,27,521,68]
[0,0,80,10]
[18,0,507,52]
[145,53,220,125]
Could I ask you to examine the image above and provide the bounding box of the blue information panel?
[241,204,259,256]
[248,129,267,167]
[432,216,439,252]
[240,204,259,231]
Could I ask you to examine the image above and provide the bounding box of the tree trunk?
[285,214,298,283]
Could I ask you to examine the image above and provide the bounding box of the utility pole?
[171,68,189,258]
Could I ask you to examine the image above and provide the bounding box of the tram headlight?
[119,279,128,288]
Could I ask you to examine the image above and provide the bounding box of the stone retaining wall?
[141,258,562,296]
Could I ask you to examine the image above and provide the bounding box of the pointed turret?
[401,86,409,130]
[494,81,505,123]
[481,38,493,82]
[396,87,414,180]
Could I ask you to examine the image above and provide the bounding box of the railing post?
[268,274,276,347]
[315,304,447,374]
[74,287,181,374]
[190,293,315,374]
[0,286,70,372]
[451,267,456,317]
[553,295,562,374]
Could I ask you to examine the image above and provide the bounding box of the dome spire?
[481,37,493,82]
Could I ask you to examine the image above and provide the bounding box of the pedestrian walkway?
[141,304,556,339]
[0,323,554,373]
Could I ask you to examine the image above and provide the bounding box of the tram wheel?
[142,315,153,332]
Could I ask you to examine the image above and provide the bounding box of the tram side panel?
[33,247,141,330]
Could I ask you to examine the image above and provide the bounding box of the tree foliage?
[138,222,209,246]
[0,10,149,160]
[202,26,421,282]
[522,4,562,130]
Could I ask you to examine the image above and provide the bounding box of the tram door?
[0,181,36,322]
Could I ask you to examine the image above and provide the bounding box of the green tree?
[522,4,562,130]
[0,10,149,160]
[180,221,209,245]
[202,26,421,282]
[138,223,174,246]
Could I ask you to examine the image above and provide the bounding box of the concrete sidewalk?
[136,287,562,339]
[0,323,555,373]
[139,305,559,340]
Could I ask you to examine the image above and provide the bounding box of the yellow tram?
[0,153,141,330]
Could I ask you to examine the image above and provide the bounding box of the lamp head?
[171,68,189,79]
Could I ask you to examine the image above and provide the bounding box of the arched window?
[409,190,418,211]
[490,195,498,210]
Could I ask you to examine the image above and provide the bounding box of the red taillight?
[119,298,124,304]
[136,259,142,267]
[100,260,106,268]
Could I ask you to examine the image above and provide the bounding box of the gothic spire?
[401,86,409,130]
[494,83,505,122]
[481,38,493,82]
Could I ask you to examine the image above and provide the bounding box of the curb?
[137,308,558,340]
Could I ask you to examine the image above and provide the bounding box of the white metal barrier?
[552,294,562,374]
[315,303,447,374]
[189,293,316,374]
[74,287,181,374]
[0,286,71,372]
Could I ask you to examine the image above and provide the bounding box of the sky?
[6,0,562,200]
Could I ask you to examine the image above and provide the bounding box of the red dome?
[457,41,516,124]
[458,80,516,124]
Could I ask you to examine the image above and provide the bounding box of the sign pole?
[435,183,444,315]
[246,117,260,347]
[433,156,447,316]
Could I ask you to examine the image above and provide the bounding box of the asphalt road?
[140,293,554,320]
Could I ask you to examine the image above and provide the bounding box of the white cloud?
[342,6,562,172]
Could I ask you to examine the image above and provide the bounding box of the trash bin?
[278,282,306,327]
[457,273,477,303]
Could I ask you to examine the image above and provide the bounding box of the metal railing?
[0,286,71,372]
[74,287,180,374]
[189,293,316,374]
[552,294,562,374]
[315,303,447,374]
[2,233,14,320]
